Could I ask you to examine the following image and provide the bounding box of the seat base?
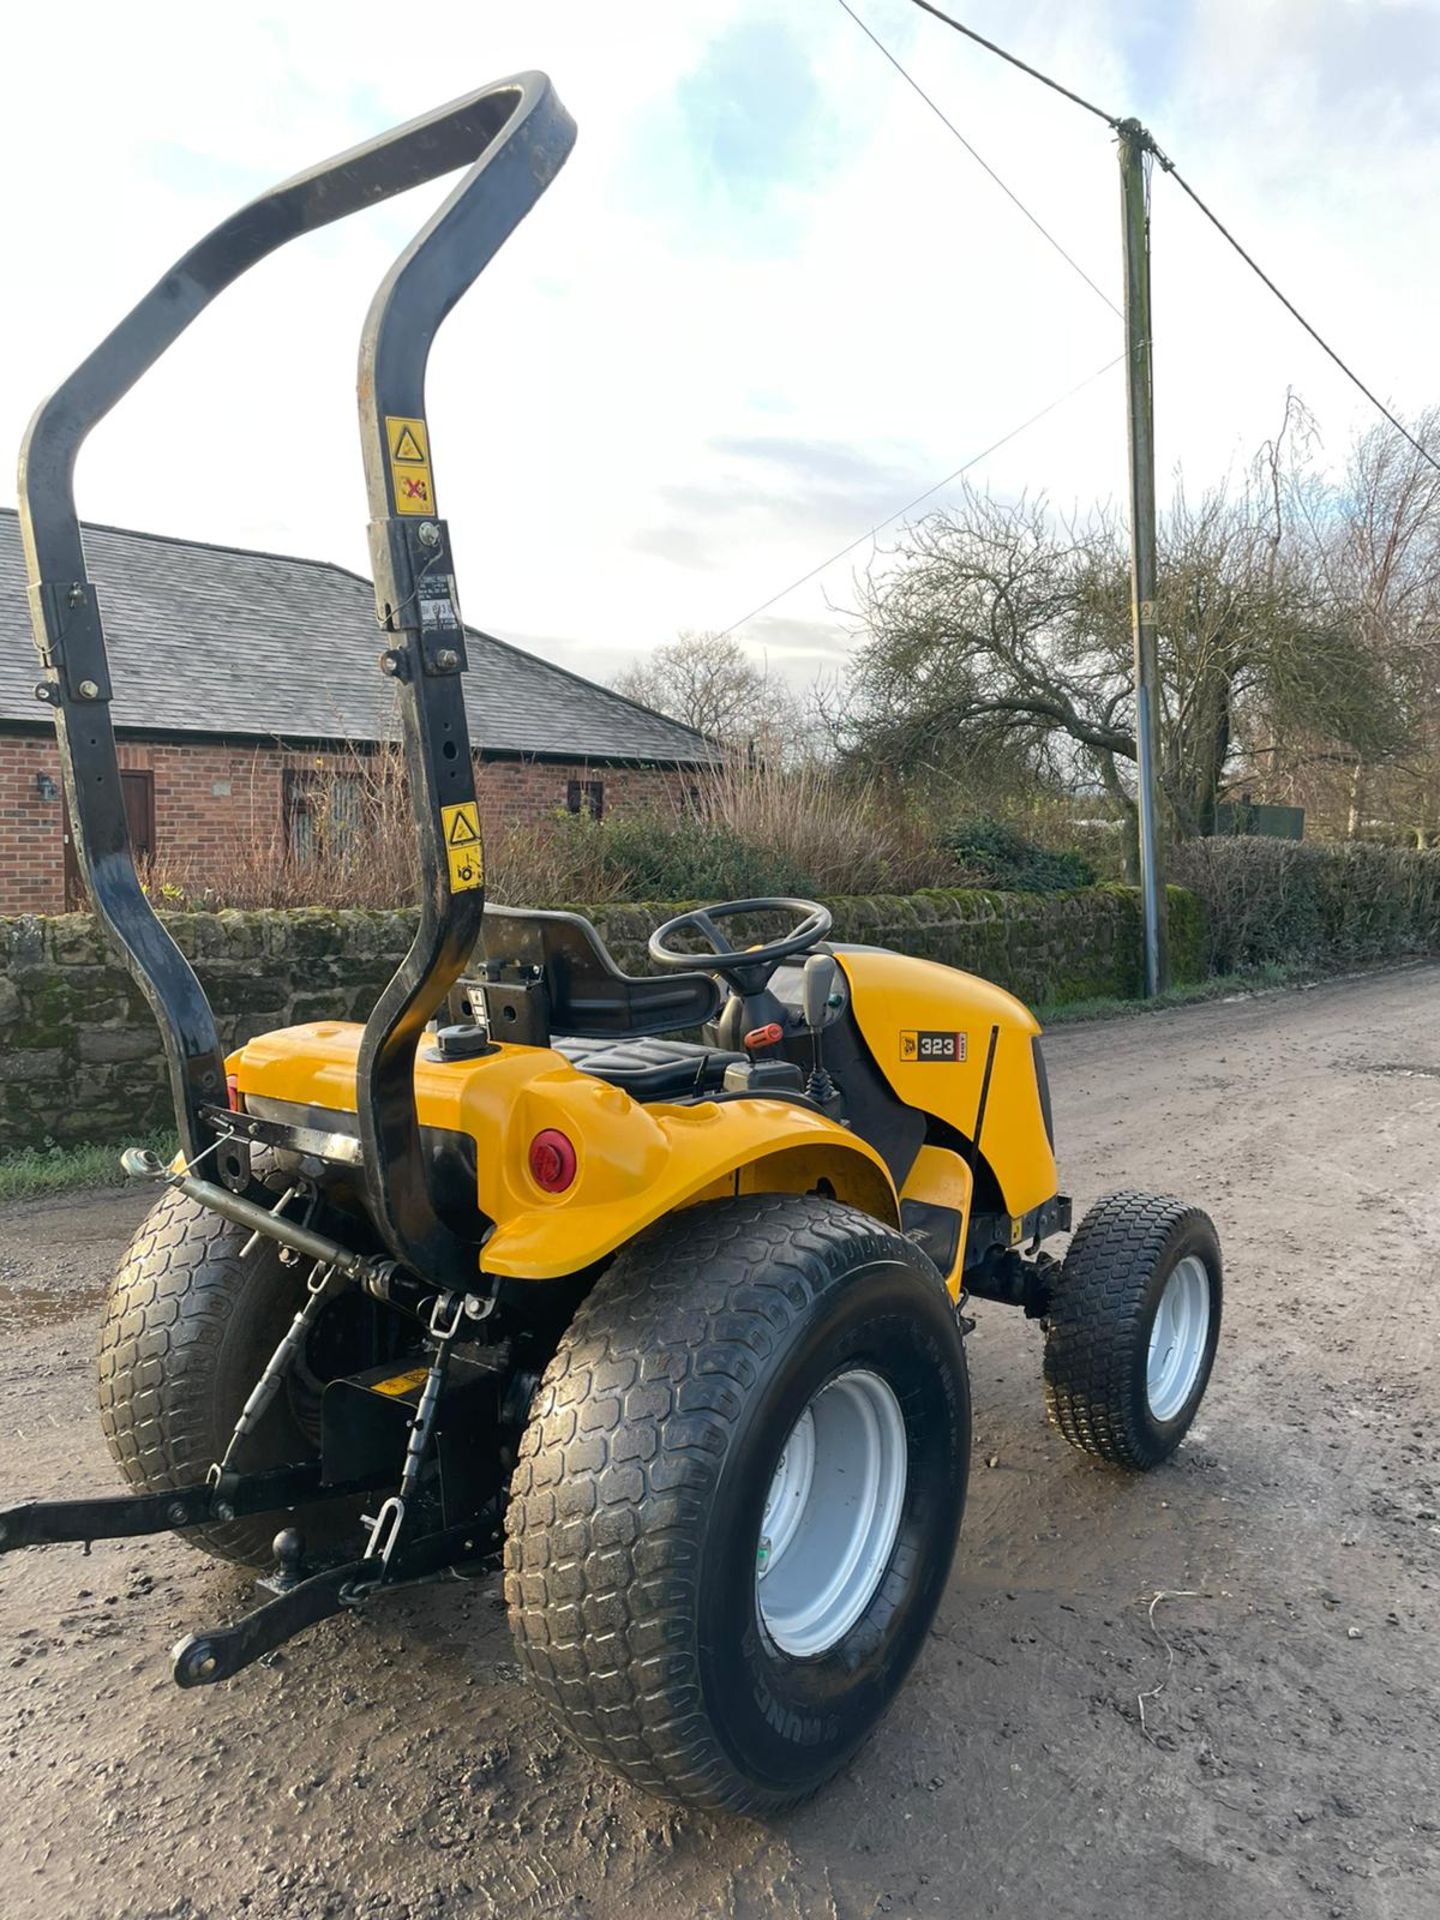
[551,1035,744,1101]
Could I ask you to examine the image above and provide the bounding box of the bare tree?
[844,466,1401,856]
[1331,410,1440,841]
[612,633,766,740]
[612,631,817,766]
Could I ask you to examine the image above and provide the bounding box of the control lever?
[801,954,840,1109]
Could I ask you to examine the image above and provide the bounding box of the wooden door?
[63,769,156,910]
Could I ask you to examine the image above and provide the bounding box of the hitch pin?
[239,1184,301,1260]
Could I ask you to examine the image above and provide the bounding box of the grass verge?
[0,1133,178,1205]
[1036,961,1348,1026]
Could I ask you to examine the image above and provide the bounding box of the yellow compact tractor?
[3,74,1222,1812]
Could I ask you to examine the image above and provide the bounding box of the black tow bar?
[171,1516,500,1688]
[0,1461,383,1553]
[173,1560,368,1687]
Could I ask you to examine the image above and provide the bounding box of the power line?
[907,0,1117,128]
[717,350,1127,638]
[1160,161,1440,478]
[903,0,1440,478]
[835,0,1120,317]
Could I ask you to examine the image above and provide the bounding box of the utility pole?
[1117,119,1168,996]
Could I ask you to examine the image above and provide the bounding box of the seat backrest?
[476,907,722,1039]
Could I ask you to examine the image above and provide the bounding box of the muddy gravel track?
[1,965,1437,1920]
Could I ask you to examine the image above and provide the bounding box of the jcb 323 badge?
[900,1029,967,1063]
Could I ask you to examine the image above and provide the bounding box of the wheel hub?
[757,1368,908,1657]
[1146,1255,1212,1421]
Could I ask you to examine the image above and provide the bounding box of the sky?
[3,0,1438,692]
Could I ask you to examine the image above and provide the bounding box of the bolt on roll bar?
[19,73,577,1287]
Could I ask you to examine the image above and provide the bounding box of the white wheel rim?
[757,1368,908,1658]
[1146,1255,1212,1422]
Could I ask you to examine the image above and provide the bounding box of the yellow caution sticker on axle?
[385,415,435,516]
[371,1366,430,1399]
[441,800,484,893]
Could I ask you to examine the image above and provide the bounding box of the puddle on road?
[0,1281,105,1335]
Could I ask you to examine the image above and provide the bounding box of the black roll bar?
[19,75,576,1285]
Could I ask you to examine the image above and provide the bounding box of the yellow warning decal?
[441,800,484,893]
[371,1367,430,1399]
[385,415,435,516]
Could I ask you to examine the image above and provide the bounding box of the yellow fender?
[233,1023,898,1281]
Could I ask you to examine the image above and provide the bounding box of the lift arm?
[18,76,575,1277]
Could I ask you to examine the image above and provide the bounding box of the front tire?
[503,1194,971,1813]
[1043,1190,1222,1470]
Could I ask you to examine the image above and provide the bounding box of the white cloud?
[3,0,1436,691]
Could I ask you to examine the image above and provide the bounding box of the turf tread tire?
[503,1191,967,1814]
[97,1179,342,1567]
[1043,1188,1221,1471]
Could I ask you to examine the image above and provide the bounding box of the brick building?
[0,512,713,915]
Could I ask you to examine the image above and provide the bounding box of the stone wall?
[0,885,1200,1151]
[0,908,416,1149]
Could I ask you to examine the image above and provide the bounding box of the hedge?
[1170,838,1440,973]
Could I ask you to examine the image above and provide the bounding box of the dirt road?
[1,966,1438,1920]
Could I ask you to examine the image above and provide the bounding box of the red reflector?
[225,1073,240,1111]
[744,1022,785,1052]
[528,1129,577,1193]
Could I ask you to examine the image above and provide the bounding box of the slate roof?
[0,510,713,766]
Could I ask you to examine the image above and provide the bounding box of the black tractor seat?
[465,909,747,1099]
[551,1034,744,1101]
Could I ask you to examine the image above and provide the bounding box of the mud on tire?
[503,1192,971,1814]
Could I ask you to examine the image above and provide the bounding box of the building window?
[284,769,366,861]
[566,777,605,822]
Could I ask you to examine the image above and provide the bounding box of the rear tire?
[503,1193,970,1813]
[1043,1190,1222,1471]
[97,1180,375,1568]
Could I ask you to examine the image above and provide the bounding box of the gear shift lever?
[801,953,839,1108]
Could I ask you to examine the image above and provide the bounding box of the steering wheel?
[648,897,833,992]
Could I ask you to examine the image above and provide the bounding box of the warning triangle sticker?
[447,807,479,847]
[392,426,426,464]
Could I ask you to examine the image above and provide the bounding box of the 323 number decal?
[900,1029,967,1063]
